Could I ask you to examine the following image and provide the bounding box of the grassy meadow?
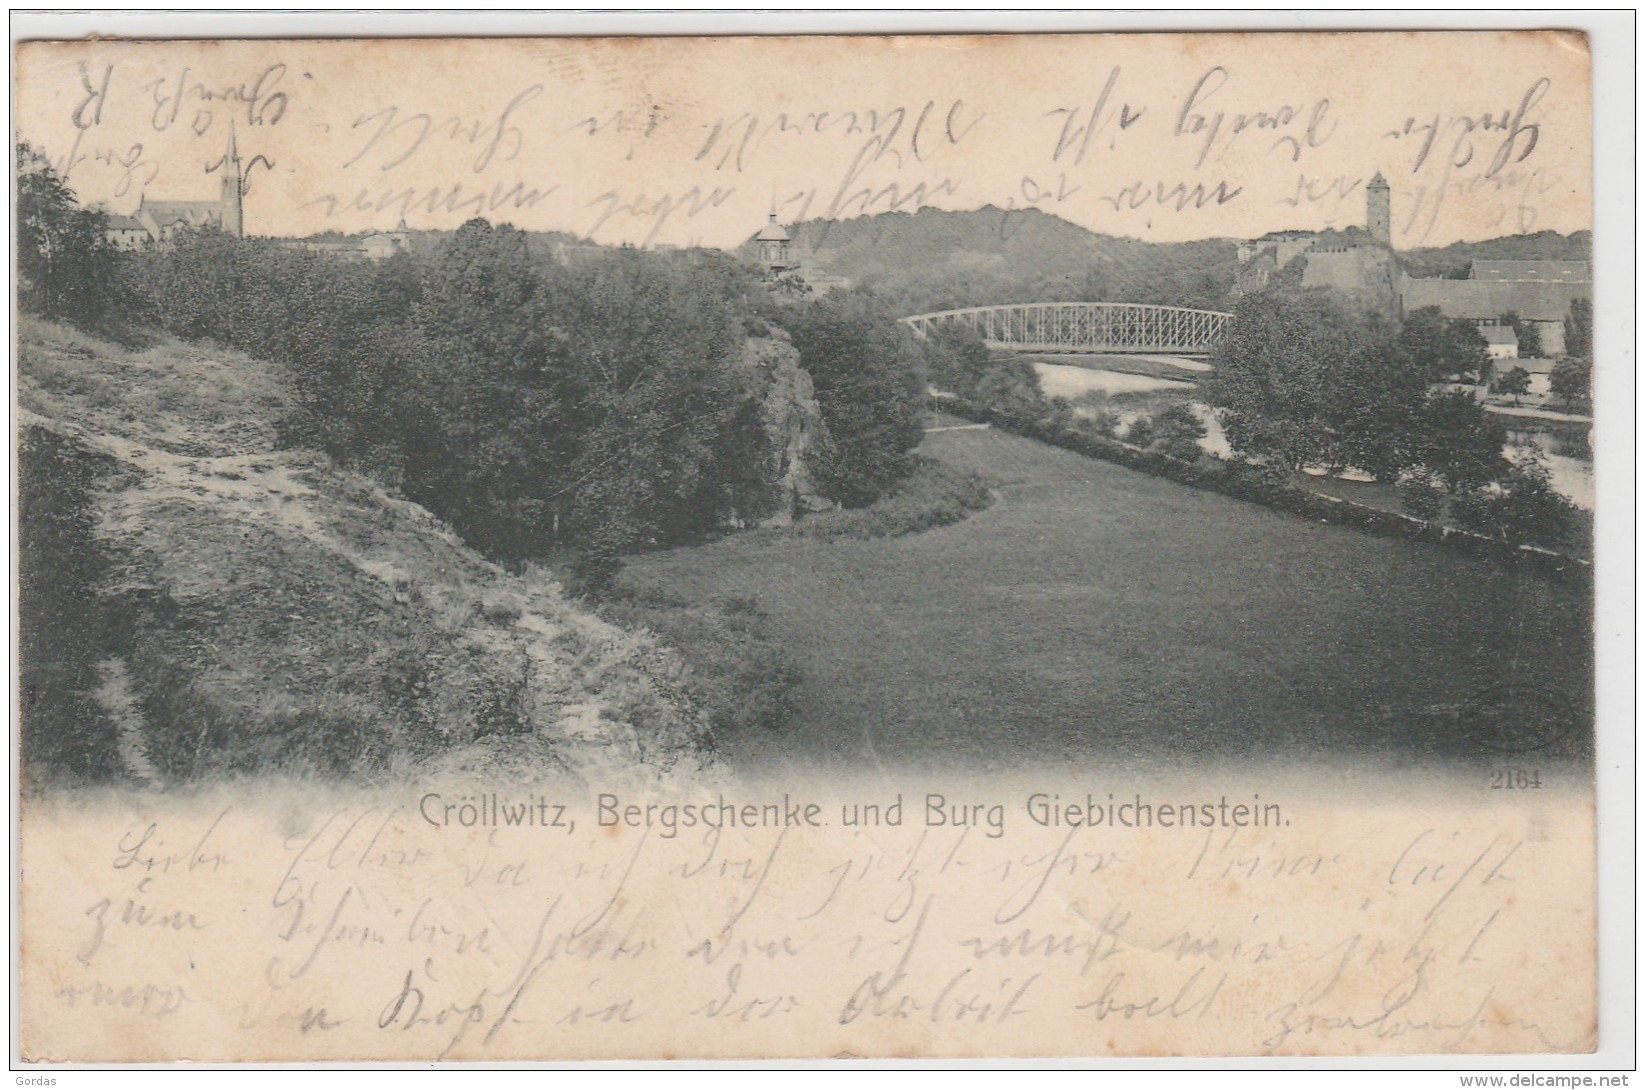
[621,423,1594,777]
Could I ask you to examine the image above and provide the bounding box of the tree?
[554,246,759,554]
[1202,290,1423,478]
[1499,311,1544,358]
[1131,402,1207,461]
[778,293,925,507]
[1563,297,1593,358]
[16,142,119,325]
[922,323,993,397]
[1412,388,1508,493]
[769,270,813,299]
[1399,305,1489,383]
[1548,356,1591,412]
[1452,451,1576,550]
[971,356,1046,418]
[1397,468,1446,522]
[1492,365,1532,407]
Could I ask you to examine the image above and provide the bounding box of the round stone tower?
[1366,170,1390,247]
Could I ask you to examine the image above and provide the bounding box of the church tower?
[220,124,244,237]
[1366,170,1390,247]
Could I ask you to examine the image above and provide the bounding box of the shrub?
[17,143,123,329]
[1398,469,1446,522]
[18,427,123,785]
[1452,452,1578,550]
[1145,403,1209,462]
[786,456,991,542]
[597,587,802,738]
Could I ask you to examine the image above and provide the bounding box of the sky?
[15,32,1593,251]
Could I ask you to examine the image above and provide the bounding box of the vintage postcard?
[12,24,1619,1065]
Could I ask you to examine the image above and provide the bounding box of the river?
[1034,364,1594,509]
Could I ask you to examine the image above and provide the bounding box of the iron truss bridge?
[902,302,1235,356]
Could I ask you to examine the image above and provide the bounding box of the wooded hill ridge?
[733,206,1593,314]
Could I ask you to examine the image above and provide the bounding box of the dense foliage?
[1202,290,1512,485]
[766,291,927,508]
[1202,292,1424,478]
[117,218,927,568]
[16,143,121,326]
[1498,311,1545,358]
[919,323,1046,415]
[1398,305,1489,383]
[941,390,1582,557]
[1549,357,1592,412]
[1564,297,1593,359]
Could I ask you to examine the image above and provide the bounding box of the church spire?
[220,123,244,237]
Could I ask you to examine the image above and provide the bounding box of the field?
[622,423,1594,777]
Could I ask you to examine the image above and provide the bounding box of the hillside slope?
[1399,229,1593,279]
[748,207,1238,314]
[18,317,714,789]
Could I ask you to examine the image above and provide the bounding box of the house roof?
[1399,274,1590,324]
[1480,326,1519,346]
[754,213,791,242]
[138,198,222,225]
[1469,259,1590,283]
[105,214,147,231]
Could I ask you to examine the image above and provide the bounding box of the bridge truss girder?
[902,302,1234,356]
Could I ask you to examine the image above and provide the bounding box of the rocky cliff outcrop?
[736,331,833,527]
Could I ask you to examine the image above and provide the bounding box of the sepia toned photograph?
[10,14,1629,1069]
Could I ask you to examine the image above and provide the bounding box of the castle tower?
[755,210,793,278]
[220,124,244,237]
[1366,170,1390,247]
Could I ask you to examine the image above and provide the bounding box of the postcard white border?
[5,7,1634,1081]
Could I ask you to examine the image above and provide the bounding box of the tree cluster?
[1201,291,1463,481]
[17,149,930,568]
[1202,288,1578,548]
[918,323,1047,417]
[118,218,925,569]
[1397,305,1491,383]
[762,290,929,509]
[16,142,122,327]
[1201,290,1515,485]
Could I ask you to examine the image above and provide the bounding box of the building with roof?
[1480,324,1520,360]
[1469,259,1589,283]
[104,128,244,248]
[1233,176,1394,301]
[104,214,151,251]
[1397,259,1590,356]
[755,211,796,279]
[1231,174,1591,356]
